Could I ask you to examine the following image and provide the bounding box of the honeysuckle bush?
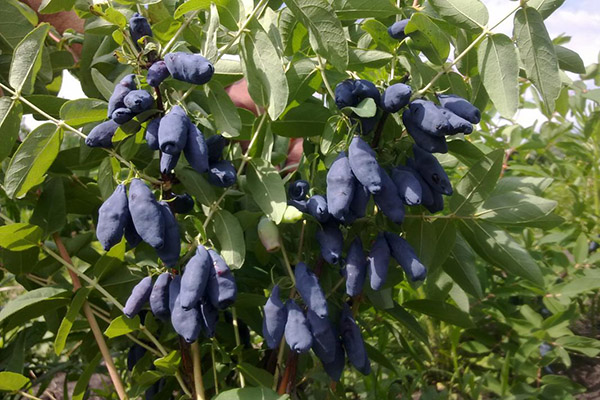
[1,0,600,398]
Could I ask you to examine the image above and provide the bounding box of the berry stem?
[371,112,389,148]
[191,341,206,400]
[231,307,246,387]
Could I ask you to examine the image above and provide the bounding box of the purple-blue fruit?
[402,109,448,154]
[168,275,181,312]
[342,182,370,224]
[295,262,328,318]
[368,234,391,290]
[207,160,237,187]
[128,178,165,249]
[180,245,212,309]
[123,276,153,318]
[262,285,287,349]
[164,52,215,85]
[322,337,345,381]
[384,232,427,281]
[124,90,154,113]
[127,344,146,371]
[160,151,180,174]
[108,74,136,118]
[112,107,136,125]
[307,195,329,223]
[172,193,194,214]
[438,94,481,124]
[316,221,343,264]
[412,144,452,195]
[206,249,237,309]
[373,168,405,224]
[405,160,435,208]
[326,151,355,221]
[358,116,378,135]
[438,107,473,135]
[409,99,451,136]
[352,80,380,105]
[201,301,218,338]
[124,215,142,247]
[86,119,119,148]
[147,61,169,87]
[206,134,228,163]
[150,272,171,321]
[183,120,209,173]
[129,13,153,45]
[345,237,368,296]
[156,202,180,267]
[335,80,358,109]
[380,83,412,113]
[349,136,382,194]
[145,117,160,150]
[425,190,444,213]
[288,180,310,201]
[159,105,189,154]
[388,19,410,40]
[171,295,203,343]
[284,299,313,353]
[96,184,129,251]
[288,199,308,213]
[307,310,338,364]
[340,304,371,375]
[391,167,422,205]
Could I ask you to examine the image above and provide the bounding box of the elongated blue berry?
[340,304,371,375]
[352,80,380,105]
[345,237,367,296]
[402,109,448,154]
[86,119,119,148]
[160,151,180,174]
[368,234,390,290]
[171,295,203,343]
[295,262,328,318]
[373,168,405,224]
[201,301,218,338]
[438,94,481,124]
[180,245,212,309]
[150,273,171,321]
[156,202,180,267]
[388,19,409,40]
[108,74,136,118]
[284,299,312,353]
[384,232,427,281]
[172,193,194,214]
[145,117,160,150]
[124,90,153,113]
[391,167,422,205]
[147,61,169,87]
[159,106,189,154]
[124,215,142,247]
[307,195,329,223]
[129,13,153,45]
[344,182,370,224]
[409,99,451,136]
[349,136,382,194]
[168,275,181,312]
[380,83,412,113]
[316,221,343,264]
[96,184,129,251]
[262,285,287,349]
[164,52,214,85]
[327,151,355,221]
[307,310,338,364]
[208,160,236,187]
[128,178,165,249]
[288,180,310,201]
[207,134,228,163]
[123,276,153,318]
[206,249,237,309]
[412,145,452,195]
[183,120,209,173]
[335,80,358,109]
[322,337,345,381]
[438,106,473,135]
[288,199,308,213]
[112,107,136,125]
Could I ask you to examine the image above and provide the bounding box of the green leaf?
[429,218,457,271]
[175,166,217,205]
[555,45,586,74]
[360,19,397,52]
[332,0,400,20]
[0,0,36,49]
[349,98,377,118]
[9,23,50,95]
[0,98,22,162]
[442,235,483,298]
[30,177,66,236]
[403,299,474,328]
[527,0,565,19]
[385,302,429,343]
[459,219,544,286]
[214,387,288,400]
[247,159,287,224]
[513,7,561,114]
[211,210,246,269]
[154,351,181,375]
[72,354,102,400]
[556,336,600,357]
[54,288,90,355]
[90,69,114,101]
[240,21,289,120]
[0,287,69,324]
[0,223,43,251]
[271,102,331,138]
[553,276,600,297]
[59,98,108,127]
[103,7,127,28]
[348,48,394,70]
[286,0,348,71]
[104,315,140,338]
[4,123,62,199]
[405,13,450,65]
[38,0,76,13]
[286,57,321,107]
[207,81,242,138]
[477,34,519,119]
[477,192,557,227]
[449,149,503,216]
[238,362,274,388]
[428,0,488,30]
[0,371,29,391]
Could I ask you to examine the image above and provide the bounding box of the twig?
[231,307,246,387]
[371,112,389,148]
[191,342,206,400]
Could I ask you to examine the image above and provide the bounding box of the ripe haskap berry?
[352,79,381,105]
[171,294,203,343]
[340,304,371,375]
[124,215,142,247]
[258,217,281,252]
[206,249,237,309]
[262,285,287,349]
[316,221,343,264]
[345,237,368,297]
[345,182,370,224]
[307,310,338,364]
[96,184,129,251]
[206,134,228,163]
[184,120,209,173]
[288,199,308,213]
[127,344,146,371]
[124,90,154,113]
[129,13,153,46]
[150,273,171,321]
[168,275,181,312]
[207,160,237,187]
[180,245,212,310]
[112,107,136,125]
[160,151,180,174]
[438,94,481,124]
[409,99,451,136]
[288,180,310,201]
[172,193,194,214]
[357,115,378,135]
[368,233,391,290]
[402,109,448,154]
[391,167,422,205]
[128,179,165,249]
[335,80,359,109]
[426,190,445,213]
[108,74,136,118]
[159,105,189,154]
[156,202,180,267]
[284,299,313,353]
[86,119,119,148]
[201,301,218,338]
[380,83,412,113]
[147,61,170,87]
[145,117,160,150]
[295,262,328,318]
[388,19,410,40]
[307,195,330,223]
[322,336,345,381]
[373,168,406,224]
[438,106,473,135]
[164,52,215,85]
[123,276,153,318]
[412,145,453,195]
[327,152,355,221]
[384,232,427,281]
[349,136,382,194]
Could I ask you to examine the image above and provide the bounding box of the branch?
[191,342,206,400]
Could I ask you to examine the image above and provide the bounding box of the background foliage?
[1,0,600,398]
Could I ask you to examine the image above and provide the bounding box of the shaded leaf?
[247,159,287,224]
[211,209,246,269]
